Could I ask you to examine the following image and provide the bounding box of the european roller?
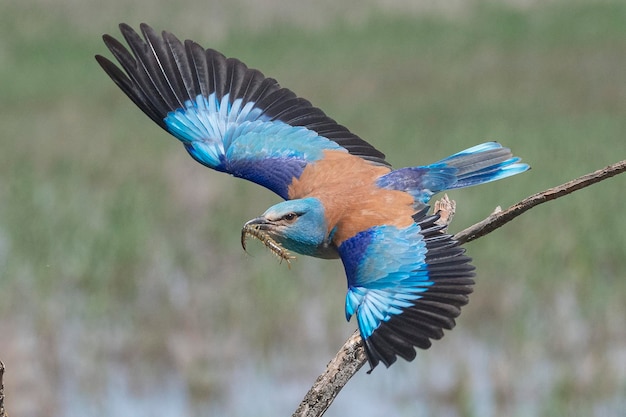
[96,24,529,371]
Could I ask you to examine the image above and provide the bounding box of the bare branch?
[292,331,366,417]
[1,360,6,417]
[293,159,626,417]
[455,160,626,244]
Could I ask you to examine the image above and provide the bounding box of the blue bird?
[96,23,529,371]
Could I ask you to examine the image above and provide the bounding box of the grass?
[1,1,625,416]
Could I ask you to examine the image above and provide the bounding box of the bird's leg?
[433,194,456,231]
[241,225,296,267]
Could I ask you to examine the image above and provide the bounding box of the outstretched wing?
[338,210,475,371]
[96,23,389,199]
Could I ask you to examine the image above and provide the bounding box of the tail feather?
[377,142,529,205]
[435,142,529,189]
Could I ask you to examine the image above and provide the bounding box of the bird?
[96,23,529,371]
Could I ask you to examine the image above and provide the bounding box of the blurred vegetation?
[0,0,625,416]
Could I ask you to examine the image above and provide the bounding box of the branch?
[455,160,626,244]
[1,360,6,417]
[293,159,626,417]
[292,331,366,417]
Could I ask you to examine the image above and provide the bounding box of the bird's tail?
[377,142,529,205]
[433,142,529,190]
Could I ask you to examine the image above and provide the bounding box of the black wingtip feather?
[364,210,476,371]
[97,23,390,166]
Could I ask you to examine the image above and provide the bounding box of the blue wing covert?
[339,209,475,370]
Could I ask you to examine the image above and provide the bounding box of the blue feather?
[340,224,432,337]
[338,213,474,369]
[377,142,530,205]
[432,141,529,188]
[165,93,345,197]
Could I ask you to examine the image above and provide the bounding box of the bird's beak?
[242,216,272,231]
[241,216,274,252]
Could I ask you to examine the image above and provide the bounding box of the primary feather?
[340,211,474,369]
[96,24,389,198]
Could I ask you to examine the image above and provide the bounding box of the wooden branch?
[292,331,366,417]
[293,159,626,417]
[455,160,626,244]
[0,360,6,417]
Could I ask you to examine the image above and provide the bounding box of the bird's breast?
[288,150,416,246]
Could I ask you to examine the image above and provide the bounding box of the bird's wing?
[338,209,475,371]
[96,23,389,199]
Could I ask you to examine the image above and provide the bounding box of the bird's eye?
[283,212,298,222]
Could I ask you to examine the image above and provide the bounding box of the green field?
[1,1,625,416]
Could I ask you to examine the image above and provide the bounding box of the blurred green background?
[1,0,625,416]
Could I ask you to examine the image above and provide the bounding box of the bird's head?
[242,197,336,258]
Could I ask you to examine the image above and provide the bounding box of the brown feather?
[288,150,415,245]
